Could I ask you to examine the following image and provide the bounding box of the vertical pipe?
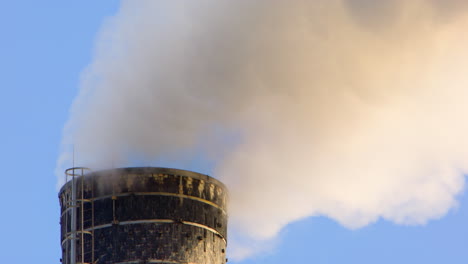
[80,168,84,263]
[70,170,76,264]
[91,176,95,263]
[64,187,69,264]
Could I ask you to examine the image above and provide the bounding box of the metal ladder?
[63,167,95,264]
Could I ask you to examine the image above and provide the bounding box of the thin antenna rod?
[72,145,75,169]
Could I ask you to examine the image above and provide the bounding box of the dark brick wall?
[59,167,228,264]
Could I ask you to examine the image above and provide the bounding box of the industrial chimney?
[59,167,228,264]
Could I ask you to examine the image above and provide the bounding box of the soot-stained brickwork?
[59,167,228,264]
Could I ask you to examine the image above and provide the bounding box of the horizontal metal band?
[82,219,226,245]
[60,199,92,217]
[116,261,199,264]
[61,191,226,218]
[92,192,226,214]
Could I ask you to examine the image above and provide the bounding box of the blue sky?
[1,1,467,263]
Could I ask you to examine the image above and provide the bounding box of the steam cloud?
[57,0,468,260]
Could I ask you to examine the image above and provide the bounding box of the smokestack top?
[59,167,229,217]
[60,166,227,194]
[59,166,228,264]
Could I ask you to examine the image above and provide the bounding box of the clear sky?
[1,1,467,264]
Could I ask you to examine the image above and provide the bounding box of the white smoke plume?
[57,0,468,260]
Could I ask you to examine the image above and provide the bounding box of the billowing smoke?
[57,0,468,260]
